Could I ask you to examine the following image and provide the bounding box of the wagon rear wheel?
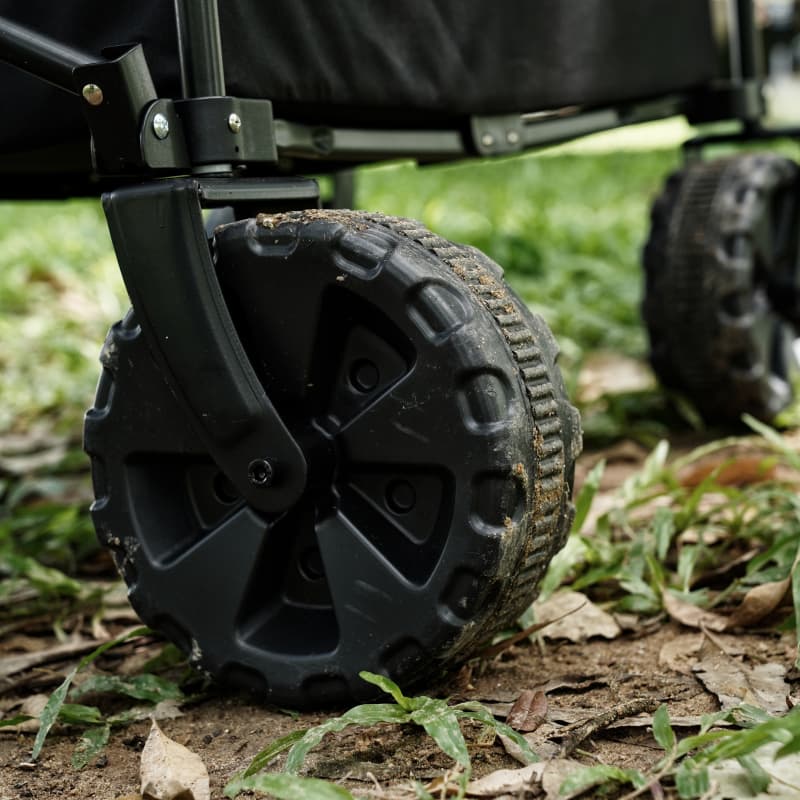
[642,153,800,424]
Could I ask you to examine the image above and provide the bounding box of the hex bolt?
[152,113,170,140]
[81,84,104,106]
[228,113,242,133]
[247,458,275,488]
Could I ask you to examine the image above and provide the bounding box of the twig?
[0,636,111,680]
[558,696,659,757]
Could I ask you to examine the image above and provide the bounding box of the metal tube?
[0,15,96,94]
[174,0,226,98]
[735,0,761,80]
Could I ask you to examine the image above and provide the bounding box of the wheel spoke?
[221,263,332,405]
[338,361,465,466]
[315,512,430,649]
[137,507,268,648]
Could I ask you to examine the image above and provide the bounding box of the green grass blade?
[698,710,800,764]
[284,704,411,774]
[559,764,646,796]
[71,723,110,770]
[0,715,32,728]
[675,761,709,799]
[572,459,606,533]
[652,704,676,752]
[743,414,800,470]
[30,626,148,761]
[410,700,470,770]
[71,673,184,704]
[737,754,771,794]
[226,773,354,800]
[58,703,104,726]
[456,705,539,764]
[241,729,308,777]
[31,673,74,761]
[358,671,412,710]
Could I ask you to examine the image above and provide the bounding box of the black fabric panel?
[222,0,716,122]
[0,0,716,154]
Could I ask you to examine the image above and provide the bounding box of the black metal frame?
[0,0,784,512]
[0,1,315,513]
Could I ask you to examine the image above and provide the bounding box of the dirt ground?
[1,441,797,799]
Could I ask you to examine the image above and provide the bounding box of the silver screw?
[228,113,242,133]
[506,130,520,145]
[481,133,495,148]
[81,84,103,106]
[152,113,170,140]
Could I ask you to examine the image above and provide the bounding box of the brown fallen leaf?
[140,720,210,800]
[693,654,789,715]
[506,690,547,733]
[678,454,776,488]
[466,763,541,796]
[479,599,590,659]
[532,590,621,642]
[658,633,704,675]
[661,590,728,632]
[575,351,656,404]
[541,758,603,800]
[726,577,791,629]
[1,694,48,733]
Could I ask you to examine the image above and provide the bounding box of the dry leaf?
[693,654,789,715]
[575,351,655,404]
[1,694,48,733]
[140,720,210,800]
[661,591,728,632]
[541,758,598,800]
[658,633,704,675]
[499,731,560,764]
[466,763,542,796]
[506,690,547,732]
[679,454,776,488]
[726,577,791,628]
[532,591,621,642]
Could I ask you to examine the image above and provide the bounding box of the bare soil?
[1,441,798,799]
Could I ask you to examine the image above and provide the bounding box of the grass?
[0,144,679,436]
[4,130,800,796]
[0,144,678,608]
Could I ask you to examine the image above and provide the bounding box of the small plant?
[224,672,537,799]
[0,628,187,769]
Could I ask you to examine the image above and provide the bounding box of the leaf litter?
[4,430,800,797]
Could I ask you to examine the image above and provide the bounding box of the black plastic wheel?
[85,210,580,707]
[643,153,800,423]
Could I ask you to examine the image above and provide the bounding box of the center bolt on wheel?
[247,458,275,487]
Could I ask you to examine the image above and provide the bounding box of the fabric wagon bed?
[0,0,716,169]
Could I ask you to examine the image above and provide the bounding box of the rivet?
[152,113,170,140]
[81,84,104,106]
[506,130,520,145]
[481,133,495,148]
[228,113,242,133]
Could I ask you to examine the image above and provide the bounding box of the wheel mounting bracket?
[102,178,314,512]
